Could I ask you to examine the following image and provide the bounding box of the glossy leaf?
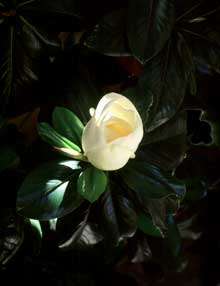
[120,161,186,200]
[77,167,107,203]
[85,9,130,56]
[127,0,175,63]
[137,213,162,237]
[52,107,84,147]
[38,122,81,153]
[17,160,83,220]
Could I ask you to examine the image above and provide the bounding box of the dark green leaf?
[57,205,102,251]
[184,177,207,201]
[137,213,162,237]
[120,161,186,200]
[147,196,180,235]
[141,40,190,132]
[52,106,84,147]
[0,1,59,116]
[165,214,181,257]
[38,122,81,153]
[139,111,187,171]
[0,146,19,172]
[17,160,83,220]
[101,184,138,247]
[77,167,107,203]
[127,0,175,63]
[85,9,130,56]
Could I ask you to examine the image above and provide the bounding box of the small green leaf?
[17,160,83,220]
[120,161,186,199]
[0,146,19,172]
[52,107,84,147]
[137,213,162,237]
[77,167,107,203]
[38,122,81,153]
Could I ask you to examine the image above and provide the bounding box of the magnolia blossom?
[82,93,143,171]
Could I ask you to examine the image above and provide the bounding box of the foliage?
[0,0,220,284]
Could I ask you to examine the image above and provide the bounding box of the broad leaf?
[52,107,84,147]
[17,160,83,220]
[85,9,130,56]
[77,167,107,203]
[38,122,81,153]
[120,161,186,200]
[127,0,175,63]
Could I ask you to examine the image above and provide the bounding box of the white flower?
[82,93,143,171]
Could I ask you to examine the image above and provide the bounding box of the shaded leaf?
[137,213,162,237]
[85,9,130,56]
[0,146,19,172]
[77,167,107,203]
[127,0,175,63]
[142,40,190,132]
[101,185,138,247]
[57,205,102,251]
[17,160,83,220]
[52,106,84,147]
[0,0,59,116]
[165,214,182,257]
[120,161,186,200]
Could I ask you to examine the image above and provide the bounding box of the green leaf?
[0,146,19,172]
[77,167,107,203]
[85,9,130,56]
[52,106,84,147]
[38,122,81,153]
[17,160,83,220]
[127,0,175,63]
[120,161,186,200]
[137,212,162,237]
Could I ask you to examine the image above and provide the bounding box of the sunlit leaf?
[52,106,84,147]
[17,160,83,220]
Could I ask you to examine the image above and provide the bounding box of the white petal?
[86,144,134,171]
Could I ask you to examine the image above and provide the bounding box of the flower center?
[104,118,133,143]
